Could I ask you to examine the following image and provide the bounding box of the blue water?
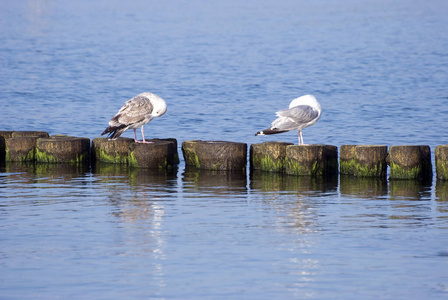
[1,0,448,299]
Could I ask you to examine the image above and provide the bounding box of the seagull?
[101,92,167,143]
[255,94,321,145]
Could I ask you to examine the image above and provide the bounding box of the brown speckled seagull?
[255,94,321,145]
[101,92,167,143]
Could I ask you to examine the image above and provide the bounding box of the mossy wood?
[387,145,432,180]
[340,145,388,177]
[285,145,338,176]
[339,145,357,175]
[0,131,14,163]
[129,139,178,169]
[5,137,40,162]
[182,140,247,172]
[435,145,448,181]
[250,141,293,172]
[36,135,91,164]
[92,137,134,164]
[1,131,49,163]
[92,137,178,169]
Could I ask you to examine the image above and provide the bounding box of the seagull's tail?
[101,125,127,140]
[255,128,289,136]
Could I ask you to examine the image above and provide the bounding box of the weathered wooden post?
[92,137,178,169]
[435,145,448,181]
[285,145,338,176]
[250,141,293,172]
[0,131,14,163]
[340,145,357,175]
[92,137,134,164]
[36,135,91,164]
[340,145,388,177]
[129,139,178,169]
[3,131,50,162]
[5,136,40,162]
[182,140,247,172]
[387,145,432,180]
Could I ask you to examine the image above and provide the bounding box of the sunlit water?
[1,0,448,299]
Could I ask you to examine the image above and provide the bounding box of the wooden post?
[387,145,432,180]
[36,135,91,164]
[92,137,134,164]
[435,145,448,181]
[0,131,14,163]
[92,137,178,169]
[2,131,49,163]
[250,141,293,172]
[285,145,338,176]
[340,145,388,177]
[129,139,178,169]
[182,140,247,172]
[340,145,357,175]
[5,136,40,162]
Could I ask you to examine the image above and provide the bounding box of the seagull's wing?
[271,105,319,131]
[110,95,154,126]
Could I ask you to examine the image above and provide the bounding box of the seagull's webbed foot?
[135,140,154,144]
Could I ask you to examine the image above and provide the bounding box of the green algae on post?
[387,145,432,180]
[5,136,40,162]
[182,140,247,172]
[285,144,338,176]
[128,139,178,169]
[92,138,178,169]
[92,137,134,164]
[340,145,388,178]
[250,141,293,173]
[435,145,448,181]
[36,135,91,164]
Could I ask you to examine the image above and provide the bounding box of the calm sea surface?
[1,0,448,299]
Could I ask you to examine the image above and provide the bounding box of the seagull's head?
[151,95,167,117]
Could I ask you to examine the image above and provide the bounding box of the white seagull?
[101,92,167,143]
[255,94,321,145]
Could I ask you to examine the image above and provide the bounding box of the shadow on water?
[182,166,247,196]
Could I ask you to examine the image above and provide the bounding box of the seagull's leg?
[298,130,303,145]
[133,129,139,143]
[140,126,153,144]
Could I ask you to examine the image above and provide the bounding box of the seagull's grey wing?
[111,96,154,126]
[271,105,319,130]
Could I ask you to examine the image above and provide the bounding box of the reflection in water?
[92,164,179,291]
[182,167,247,196]
[389,179,432,200]
[436,180,448,202]
[339,175,388,199]
[436,180,448,223]
[250,170,338,195]
[249,171,339,290]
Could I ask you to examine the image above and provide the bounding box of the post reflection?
[182,167,247,196]
[249,171,338,291]
[388,179,432,200]
[250,170,338,194]
[435,180,448,222]
[93,164,178,290]
[339,175,388,199]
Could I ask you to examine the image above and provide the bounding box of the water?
[1,0,448,299]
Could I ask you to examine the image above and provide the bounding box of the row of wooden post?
[1,131,447,180]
